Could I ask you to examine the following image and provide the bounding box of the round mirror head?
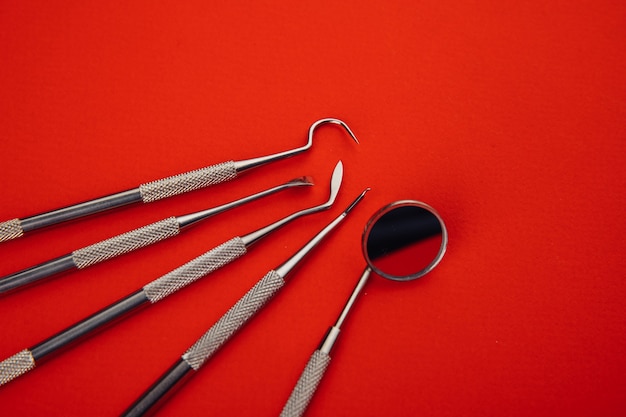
[362,200,447,281]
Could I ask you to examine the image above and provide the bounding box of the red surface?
[1,1,625,416]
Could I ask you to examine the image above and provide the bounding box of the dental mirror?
[364,200,447,280]
[280,200,447,417]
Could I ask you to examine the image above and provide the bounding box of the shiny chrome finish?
[333,267,372,331]
[177,176,313,229]
[0,167,343,386]
[280,200,448,417]
[0,177,312,296]
[20,189,142,232]
[275,188,370,278]
[120,187,369,417]
[0,118,358,241]
[240,161,343,247]
[234,118,358,173]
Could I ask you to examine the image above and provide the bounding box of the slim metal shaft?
[318,267,372,355]
[120,188,369,417]
[0,178,311,296]
[29,290,149,362]
[276,188,369,279]
[0,255,76,295]
[176,176,311,230]
[334,267,372,329]
[1,118,357,242]
[20,189,142,232]
[121,359,195,417]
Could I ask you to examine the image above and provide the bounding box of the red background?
[1,1,625,416]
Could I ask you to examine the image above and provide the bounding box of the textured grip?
[182,270,285,370]
[0,218,23,242]
[72,217,181,269]
[0,349,36,386]
[143,237,247,303]
[139,161,238,203]
[280,350,331,417]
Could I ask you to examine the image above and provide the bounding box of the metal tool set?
[0,118,447,416]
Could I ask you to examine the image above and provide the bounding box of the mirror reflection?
[363,202,446,281]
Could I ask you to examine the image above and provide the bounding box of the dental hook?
[0,118,359,242]
[234,118,359,173]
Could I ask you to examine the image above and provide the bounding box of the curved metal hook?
[306,118,359,150]
[234,118,359,173]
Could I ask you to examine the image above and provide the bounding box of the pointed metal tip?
[329,118,359,145]
[341,122,360,145]
[344,188,370,214]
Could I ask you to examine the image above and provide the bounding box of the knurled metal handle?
[182,270,285,370]
[72,217,181,269]
[139,161,238,203]
[0,218,23,242]
[280,350,331,417]
[143,237,247,303]
[0,349,36,386]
